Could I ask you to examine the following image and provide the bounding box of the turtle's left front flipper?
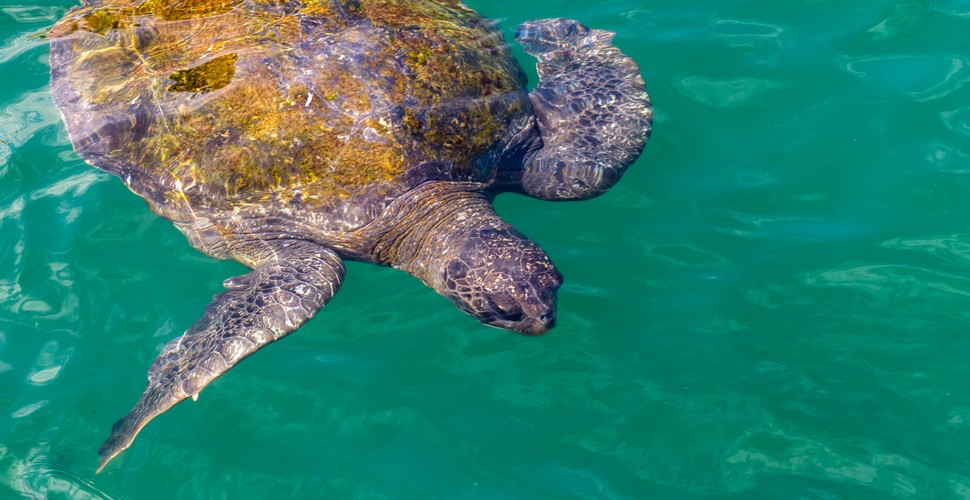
[512,19,652,200]
[97,240,344,472]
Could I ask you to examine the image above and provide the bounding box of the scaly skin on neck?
[373,182,493,273]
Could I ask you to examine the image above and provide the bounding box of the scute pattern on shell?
[49,0,528,219]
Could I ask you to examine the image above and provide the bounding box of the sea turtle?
[49,0,651,471]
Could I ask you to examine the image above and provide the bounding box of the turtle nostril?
[538,313,555,329]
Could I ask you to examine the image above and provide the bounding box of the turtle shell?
[49,0,529,223]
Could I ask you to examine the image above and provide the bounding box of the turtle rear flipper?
[97,240,345,472]
[513,18,652,200]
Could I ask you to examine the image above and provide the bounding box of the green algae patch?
[51,0,246,37]
[81,10,124,35]
[168,53,239,93]
[407,48,432,66]
[135,0,243,21]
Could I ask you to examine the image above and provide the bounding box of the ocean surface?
[2,0,970,498]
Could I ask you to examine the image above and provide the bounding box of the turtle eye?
[489,292,524,322]
[499,308,524,322]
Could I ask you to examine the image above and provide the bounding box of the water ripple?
[803,332,937,356]
[639,242,729,268]
[920,140,970,173]
[711,19,789,65]
[0,195,25,315]
[722,422,970,497]
[594,182,656,209]
[0,88,63,170]
[561,392,768,494]
[0,30,47,65]
[713,209,871,241]
[933,0,970,17]
[674,74,790,109]
[4,451,123,499]
[863,1,930,43]
[940,107,970,137]
[801,264,970,301]
[843,53,969,101]
[880,234,970,267]
[0,5,64,23]
[26,340,73,386]
[28,170,103,201]
[11,400,47,419]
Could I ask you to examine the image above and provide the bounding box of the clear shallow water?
[2,0,970,498]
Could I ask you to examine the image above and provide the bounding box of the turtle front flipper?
[97,240,344,473]
[511,19,652,200]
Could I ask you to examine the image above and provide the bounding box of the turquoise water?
[3,0,970,497]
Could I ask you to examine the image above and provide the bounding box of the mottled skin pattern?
[49,0,651,471]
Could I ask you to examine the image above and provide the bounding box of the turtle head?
[438,227,563,336]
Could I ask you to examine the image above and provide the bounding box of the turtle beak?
[481,266,561,336]
[503,314,556,336]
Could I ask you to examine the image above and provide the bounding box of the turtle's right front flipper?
[511,18,652,201]
[97,240,344,473]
